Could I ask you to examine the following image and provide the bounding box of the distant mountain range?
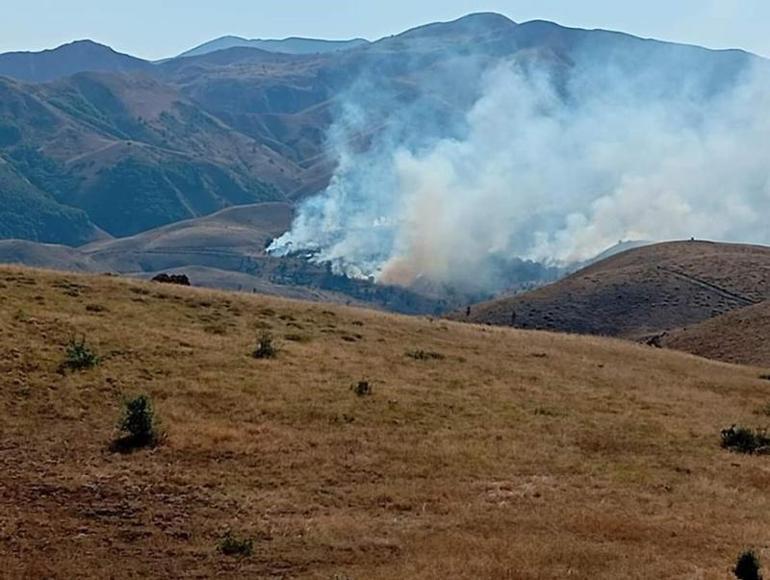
[176,36,370,59]
[0,13,765,306]
[0,40,152,83]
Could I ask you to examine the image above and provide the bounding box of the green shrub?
[253,332,277,359]
[62,336,100,371]
[218,531,254,557]
[114,395,159,451]
[721,426,770,455]
[735,550,763,580]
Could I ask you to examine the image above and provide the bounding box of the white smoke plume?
[270,42,770,294]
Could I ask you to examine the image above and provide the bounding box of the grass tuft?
[217,531,254,557]
[406,349,446,361]
[353,381,372,397]
[253,332,278,359]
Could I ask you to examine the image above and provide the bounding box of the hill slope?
[663,300,770,367]
[2,265,770,578]
[457,241,770,338]
[0,72,303,237]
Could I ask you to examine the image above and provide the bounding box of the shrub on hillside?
[721,426,770,455]
[253,332,277,359]
[113,395,160,451]
[61,335,100,371]
[353,381,372,397]
[734,550,763,580]
[217,531,254,557]
[406,350,445,361]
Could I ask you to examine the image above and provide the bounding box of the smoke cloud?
[270,38,770,294]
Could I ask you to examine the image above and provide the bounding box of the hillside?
[456,241,770,338]
[0,155,103,245]
[2,265,770,578]
[0,72,304,237]
[663,300,770,367]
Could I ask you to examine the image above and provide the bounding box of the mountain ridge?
[177,35,370,59]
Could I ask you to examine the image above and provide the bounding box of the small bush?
[406,350,445,361]
[253,332,277,359]
[61,336,100,371]
[218,531,254,557]
[114,395,159,451]
[735,550,763,580]
[721,426,770,455]
[353,381,372,397]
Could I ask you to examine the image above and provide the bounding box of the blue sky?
[1,0,768,60]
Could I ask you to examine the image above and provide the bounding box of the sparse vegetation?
[217,531,254,557]
[721,426,770,455]
[735,550,763,580]
[5,265,770,578]
[406,349,446,361]
[61,335,100,371]
[353,381,372,397]
[253,332,277,359]
[114,395,160,451]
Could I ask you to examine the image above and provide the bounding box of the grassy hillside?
[664,300,770,367]
[0,156,100,245]
[0,73,302,238]
[1,266,770,578]
[457,241,770,340]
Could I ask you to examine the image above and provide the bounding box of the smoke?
[270,38,770,294]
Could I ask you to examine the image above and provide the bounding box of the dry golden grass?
[1,265,770,579]
[664,300,770,367]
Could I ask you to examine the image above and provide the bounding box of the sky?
[0,0,768,61]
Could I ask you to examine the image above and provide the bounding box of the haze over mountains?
[0,13,768,322]
[176,36,370,59]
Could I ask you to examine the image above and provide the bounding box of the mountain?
[456,241,770,340]
[3,264,769,577]
[0,40,152,83]
[177,36,370,58]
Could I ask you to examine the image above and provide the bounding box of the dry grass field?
[2,265,770,579]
